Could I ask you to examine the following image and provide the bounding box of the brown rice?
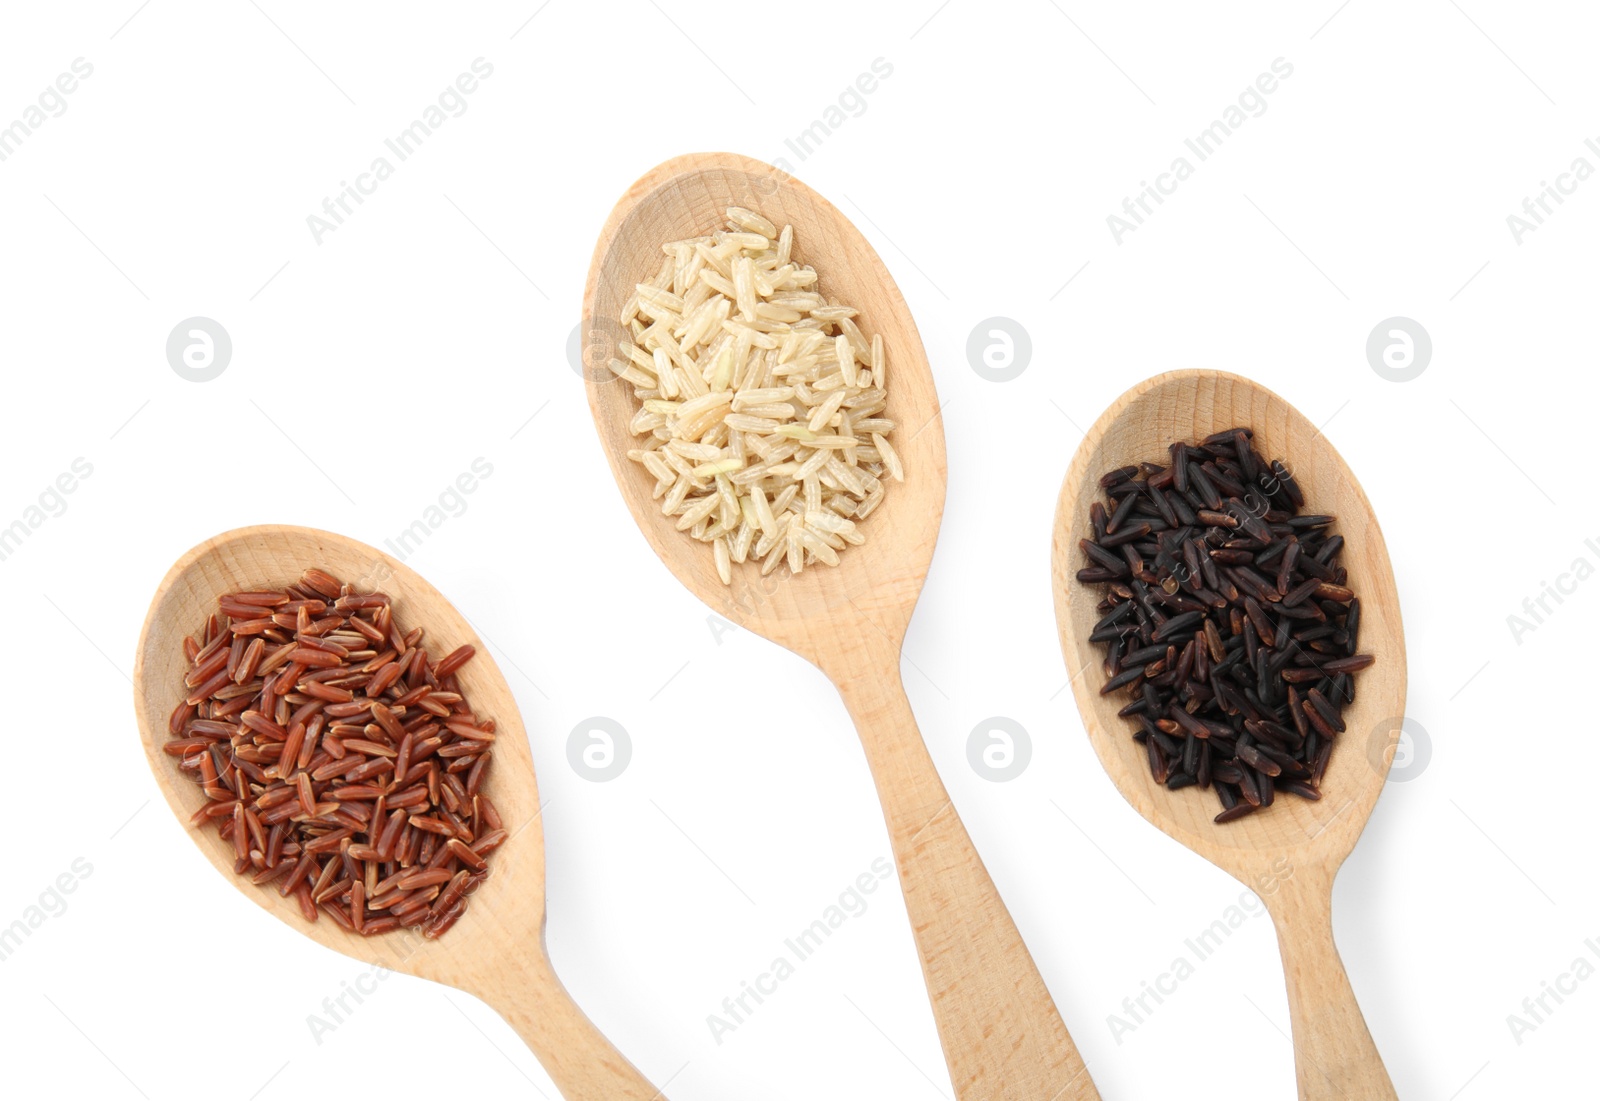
[612,206,902,584]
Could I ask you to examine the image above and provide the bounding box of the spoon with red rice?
[133,525,668,1100]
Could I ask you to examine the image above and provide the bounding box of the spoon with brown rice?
[582,152,1100,1100]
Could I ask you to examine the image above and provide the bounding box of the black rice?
[1077,428,1373,824]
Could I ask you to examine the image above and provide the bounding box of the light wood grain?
[132,525,666,1101]
[584,153,1099,1100]
[1051,371,1404,1100]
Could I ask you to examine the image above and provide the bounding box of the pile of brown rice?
[610,206,902,585]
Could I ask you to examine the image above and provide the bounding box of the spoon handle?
[833,666,1099,1101]
[1266,869,1397,1100]
[474,955,667,1100]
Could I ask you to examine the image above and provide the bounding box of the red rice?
[166,568,502,939]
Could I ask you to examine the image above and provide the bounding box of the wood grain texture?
[1051,371,1404,1100]
[585,153,1098,1100]
[132,526,665,1101]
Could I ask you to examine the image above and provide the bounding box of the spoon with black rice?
[1052,371,1405,1100]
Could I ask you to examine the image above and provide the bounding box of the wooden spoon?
[132,525,668,1101]
[582,152,1099,1100]
[1052,371,1404,1099]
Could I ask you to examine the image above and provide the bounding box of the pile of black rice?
[1077,428,1373,823]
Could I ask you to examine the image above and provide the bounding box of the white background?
[0,2,1593,1098]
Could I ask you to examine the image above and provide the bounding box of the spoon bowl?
[584,153,1099,1099]
[1052,370,1405,1099]
[133,525,666,1100]
[582,152,943,630]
